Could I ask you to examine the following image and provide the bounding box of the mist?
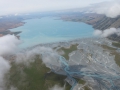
[0,0,110,16]
[0,0,119,18]
[15,46,62,69]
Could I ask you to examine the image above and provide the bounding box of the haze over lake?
[11,17,94,48]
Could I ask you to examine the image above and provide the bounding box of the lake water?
[11,17,94,48]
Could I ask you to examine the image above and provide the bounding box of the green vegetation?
[45,72,71,90]
[102,45,116,51]
[111,51,120,67]
[76,78,91,90]
[5,55,71,90]
[84,86,91,90]
[112,42,120,48]
[57,44,78,60]
[77,79,86,85]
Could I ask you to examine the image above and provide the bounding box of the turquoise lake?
[10,17,94,48]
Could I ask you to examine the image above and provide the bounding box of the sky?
[0,0,111,15]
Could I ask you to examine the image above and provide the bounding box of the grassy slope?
[5,55,71,90]
[112,42,120,48]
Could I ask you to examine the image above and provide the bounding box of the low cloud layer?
[15,47,53,64]
[87,0,120,18]
[15,46,61,68]
[94,28,120,37]
[0,35,21,90]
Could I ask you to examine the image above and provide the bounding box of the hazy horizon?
[0,0,112,16]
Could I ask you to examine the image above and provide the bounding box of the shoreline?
[1,15,119,45]
[0,21,26,37]
[30,37,102,49]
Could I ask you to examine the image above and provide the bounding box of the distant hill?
[59,13,120,30]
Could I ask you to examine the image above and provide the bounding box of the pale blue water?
[10,17,94,48]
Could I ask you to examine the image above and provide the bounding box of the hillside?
[59,13,120,30]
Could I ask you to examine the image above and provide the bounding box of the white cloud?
[0,35,21,56]
[94,28,120,37]
[87,0,120,18]
[93,30,102,36]
[49,85,65,90]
